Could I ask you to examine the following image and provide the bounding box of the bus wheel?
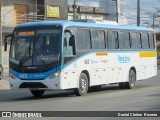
[74,73,89,96]
[30,90,45,97]
[126,69,136,89]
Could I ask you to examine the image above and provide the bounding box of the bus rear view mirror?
[4,34,11,51]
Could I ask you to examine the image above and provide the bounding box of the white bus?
[5,20,157,96]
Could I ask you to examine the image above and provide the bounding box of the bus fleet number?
[19,74,28,79]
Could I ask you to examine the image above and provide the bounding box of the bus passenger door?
[62,30,77,89]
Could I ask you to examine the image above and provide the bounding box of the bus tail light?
[9,72,16,79]
[49,71,61,79]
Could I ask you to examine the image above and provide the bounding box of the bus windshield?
[10,29,61,67]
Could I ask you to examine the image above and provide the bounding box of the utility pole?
[116,0,118,23]
[112,0,118,23]
[137,0,140,26]
[153,14,155,29]
[73,0,78,20]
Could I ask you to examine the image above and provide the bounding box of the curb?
[0,79,10,90]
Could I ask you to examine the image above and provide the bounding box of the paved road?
[0,69,160,120]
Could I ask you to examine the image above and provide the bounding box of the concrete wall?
[45,0,68,20]
[1,0,36,78]
[1,33,10,78]
[1,0,36,26]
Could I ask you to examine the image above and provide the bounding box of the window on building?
[37,0,44,15]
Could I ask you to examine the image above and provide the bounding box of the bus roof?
[16,20,153,32]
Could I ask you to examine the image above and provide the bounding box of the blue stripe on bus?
[9,65,62,80]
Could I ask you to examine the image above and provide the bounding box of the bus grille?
[19,82,48,88]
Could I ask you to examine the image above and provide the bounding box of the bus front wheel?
[74,73,89,96]
[30,90,45,97]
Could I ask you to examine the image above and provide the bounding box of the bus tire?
[125,69,136,89]
[30,90,45,97]
[74,73,89,96]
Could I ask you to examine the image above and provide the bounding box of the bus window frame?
[148,33,155,50]
[75,28,92,51]
[141,32,150,50]
[107,30,119,50]
[91,29,106,50]
[130,32,142,50]
[118,31,131,50]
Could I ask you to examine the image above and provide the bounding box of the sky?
[121,0,160,26]
[68,0,160,26]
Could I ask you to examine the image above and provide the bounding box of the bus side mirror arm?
[4,34,11,51]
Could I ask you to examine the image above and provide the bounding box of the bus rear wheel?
[126,69,136,89]
[74,73,89,96]
[119,69,136,89]
[30,90,45,97]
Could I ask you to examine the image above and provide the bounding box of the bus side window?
[131,32,141,49]
[141,33,149,49]
[64,30,73,57]
[64,29,76,58]
[108,31,118,49]
[149,33,154,49]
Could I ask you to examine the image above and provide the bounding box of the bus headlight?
[9,72,16,79]
[49,71,61,79]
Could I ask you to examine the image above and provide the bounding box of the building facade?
[0,0,37,78]
[0,0,114,78]
[0,0,68,78]
[68,5,107,20]
[100,0,128,25]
